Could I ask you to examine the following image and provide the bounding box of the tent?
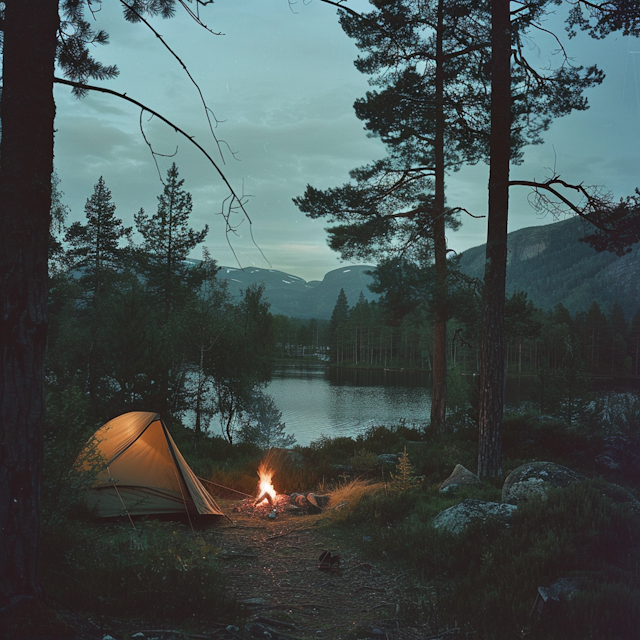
[80,411,224,519]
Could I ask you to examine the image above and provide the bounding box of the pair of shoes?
[318,550,331,571]
[318,551,341,573]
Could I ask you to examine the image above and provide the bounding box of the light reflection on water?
[266,363,432,446]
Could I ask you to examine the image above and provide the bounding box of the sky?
[51,0,640,282]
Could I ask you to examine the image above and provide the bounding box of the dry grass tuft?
[324,478,384,519]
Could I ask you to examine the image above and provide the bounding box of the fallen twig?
[219,553,259,560]
[255,615,296,629]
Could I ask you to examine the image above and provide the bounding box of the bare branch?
[53,76,254,253]
[510,176,608,222]
[510,175,640,255]
[119,0,232,164]
[450,206,485,219]
[139,110,178,182]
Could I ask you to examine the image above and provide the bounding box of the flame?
[257,461,277,505]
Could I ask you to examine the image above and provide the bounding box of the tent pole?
[108,466,139,537]
[172,464,196,536]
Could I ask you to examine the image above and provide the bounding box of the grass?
[39,516,242,625]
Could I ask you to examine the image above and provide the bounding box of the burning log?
[254,490,274,507]
[254,460,277,506]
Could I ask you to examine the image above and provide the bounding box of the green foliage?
[46,171,278,433]
[350,448,380,475]
[236,391,296,449]
[334,480,640,639]
[40,519,240,623]
[42,385,101,525]
[134,163,208,320]
[64,176,131,301]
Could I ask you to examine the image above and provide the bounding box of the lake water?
[266,364,547,446]
[265,363,640,446]
[266,363,432,446]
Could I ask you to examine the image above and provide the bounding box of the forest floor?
[206,496,443,640]
[47,496,451,640]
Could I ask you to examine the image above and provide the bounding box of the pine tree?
[135,162,208,322]
[63,177,131,413]
[329,289,350,363]
[65,176,131,302]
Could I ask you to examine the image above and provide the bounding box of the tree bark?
[478,0,510,478]
[430,0,448,434]
[0,0,59,604]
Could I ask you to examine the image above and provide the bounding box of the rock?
[502,461,584,505]
[595,436,640,476]
[531,577,580,625]
[432,499,517,535]
[439,464,481,493]
[596,480,640,516]
[377,454,399,466]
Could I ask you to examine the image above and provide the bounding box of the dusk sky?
[52,0,640,282]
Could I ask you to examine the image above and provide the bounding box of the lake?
[266,363,434,446]
[265,363,568,446]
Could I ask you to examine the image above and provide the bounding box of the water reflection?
[267,363,432,446]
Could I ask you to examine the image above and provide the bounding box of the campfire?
[254,460,277,506]
[230,450,328,519]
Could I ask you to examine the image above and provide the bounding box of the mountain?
[458,216,640,318]
[215,264,378,319]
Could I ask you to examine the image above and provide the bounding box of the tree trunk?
[430,0,448,434]
[0,0,59,605]
[478,0,510,478]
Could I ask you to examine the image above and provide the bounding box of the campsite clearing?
[203,499,434,640]
[70,500,438,640]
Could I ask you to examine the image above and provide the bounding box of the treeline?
[300,264,640,379]
[271,316,330,359]
[47,166,292,448]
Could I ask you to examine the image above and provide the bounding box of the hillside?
[215,264,378,319]
[458,216,640,318]
[212,216,640,320]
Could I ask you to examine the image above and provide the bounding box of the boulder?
[439,464,481,493]
[377,454,399,466]
[432,499,517,535]
[502,461,584,505]
[596,480,640,516]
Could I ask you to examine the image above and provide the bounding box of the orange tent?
[81,411,224,519]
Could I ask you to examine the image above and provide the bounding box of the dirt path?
[210,497,439,640]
